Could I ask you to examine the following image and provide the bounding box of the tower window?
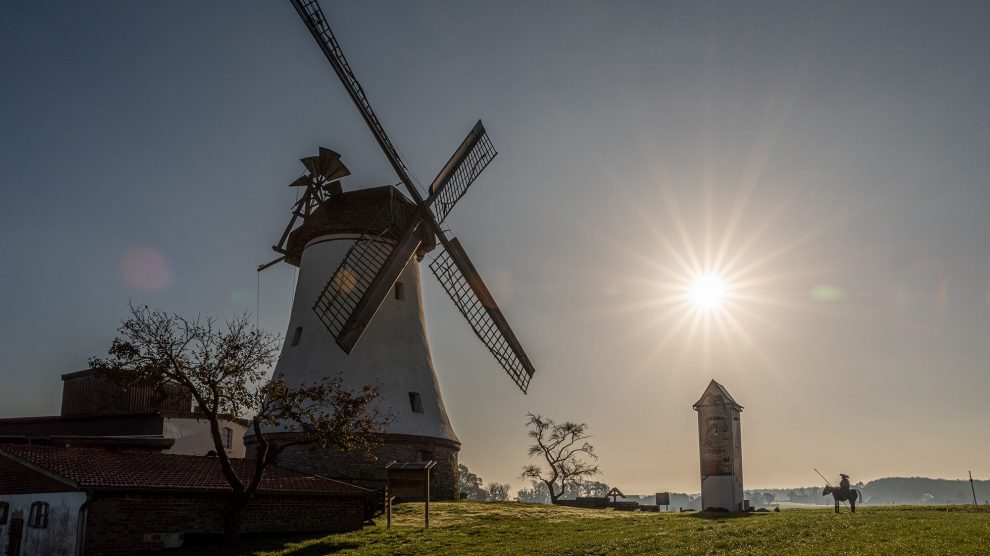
[408,391,423,414]
[395,281,405,301]
[291,327,303,346]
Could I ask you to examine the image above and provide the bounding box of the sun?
[687,272,729,312]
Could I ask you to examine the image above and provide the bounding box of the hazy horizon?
[3,1,990,495]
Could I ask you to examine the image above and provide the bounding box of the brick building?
[0,444,370,555]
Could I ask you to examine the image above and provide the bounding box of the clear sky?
[3,1,990,494]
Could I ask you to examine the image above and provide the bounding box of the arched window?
[0,501,8,524]
[29,501,48,529]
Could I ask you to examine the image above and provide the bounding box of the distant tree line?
[458,464,512,502]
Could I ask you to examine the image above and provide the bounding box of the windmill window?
[0,502,8,524]
[223,427,234,450]
[394,282,405,301]
[291,327,303,346]
[408,391,423,414]
[28,501,48,529]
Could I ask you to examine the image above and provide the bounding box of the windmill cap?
[840,474,849,478]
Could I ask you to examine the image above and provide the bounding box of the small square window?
[28,501,48,529]
[0,501,8,525]
[394,282,405,301]
[408,391,423,414]
[290,327,303,347]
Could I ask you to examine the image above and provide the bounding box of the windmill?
[255,0,536,498]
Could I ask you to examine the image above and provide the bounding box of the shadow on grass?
[174,533,359,555]
[281,541,361,555]
[685,511,771,520]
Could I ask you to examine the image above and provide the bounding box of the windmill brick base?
[252,433,460,501]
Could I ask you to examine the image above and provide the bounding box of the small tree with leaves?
[458,463,488,500]
[575,480,610,498]
[520,413,600,504]
[89,304,387,537]
[487,482,511,502]
[515,480,551,504]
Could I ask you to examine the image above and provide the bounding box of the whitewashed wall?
[164,417,248,457]
[261,235,458,442]
[701,476,744,512]
[0,492,86,556]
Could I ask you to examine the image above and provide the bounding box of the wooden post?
[386,492,392,529]
[424,468,430,529]
[970,471,978,508]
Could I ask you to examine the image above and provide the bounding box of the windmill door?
[5,515,23,556]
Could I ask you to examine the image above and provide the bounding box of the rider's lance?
[813,468,850,510]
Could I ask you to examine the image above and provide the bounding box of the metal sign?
[385,461,435,529]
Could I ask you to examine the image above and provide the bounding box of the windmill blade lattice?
[312,197,417,348]
[428,120,498,223]
[428,239,535,393]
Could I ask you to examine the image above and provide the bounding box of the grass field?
[177,501,990,555]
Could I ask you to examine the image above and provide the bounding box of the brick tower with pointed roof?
[693,379,744,512]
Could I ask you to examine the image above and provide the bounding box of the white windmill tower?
[254,0,537,499]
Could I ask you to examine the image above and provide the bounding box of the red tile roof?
[0,444,368,496]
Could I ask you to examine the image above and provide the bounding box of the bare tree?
[90,304,387,536]
[520,413,600,503]
[486,482,511,502]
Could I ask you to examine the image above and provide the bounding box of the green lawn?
[176,501,990,555]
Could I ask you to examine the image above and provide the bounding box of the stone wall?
[266,433,460,501]
[83,492,366,555]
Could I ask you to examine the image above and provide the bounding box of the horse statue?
[822,486,861,513]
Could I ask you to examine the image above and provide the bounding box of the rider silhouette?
[838,473,851,495]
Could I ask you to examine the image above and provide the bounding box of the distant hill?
[745,477,989,507]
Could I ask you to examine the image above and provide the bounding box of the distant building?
[0,370,248,457]
[694,379,744,512]
[0,444,370,555]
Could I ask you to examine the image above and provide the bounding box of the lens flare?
[120,247,171,291]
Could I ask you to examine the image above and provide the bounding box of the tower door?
[6,515,23,556]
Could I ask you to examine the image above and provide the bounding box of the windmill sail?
[313,199,420,352]
[427,120,498,223]
[428,237,535,393]
[289,0,415,187]
[290,0,536,392]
